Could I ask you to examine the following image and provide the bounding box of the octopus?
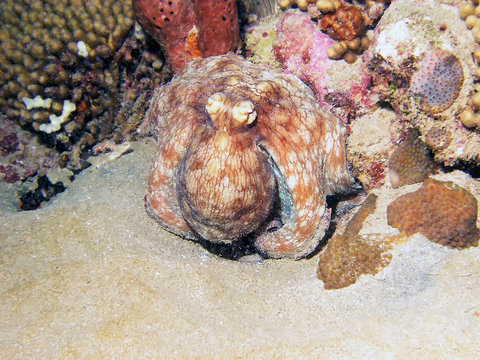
[145,53,355,259]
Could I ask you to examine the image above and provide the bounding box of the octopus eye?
[206,93,227,119]
[232,100,257,125]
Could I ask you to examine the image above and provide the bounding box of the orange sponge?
[387,178,479,249]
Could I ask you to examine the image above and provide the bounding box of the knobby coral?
[146,53,355,259]
[387,178,479,249]
[132,0,240,72]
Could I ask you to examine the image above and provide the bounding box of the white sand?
[1,138,479,359]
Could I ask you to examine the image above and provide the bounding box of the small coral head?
[320,4,366,41]
[410,48,464,114]
[389,128,436,188]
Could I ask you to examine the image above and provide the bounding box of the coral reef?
[457,0,480,129]
[365,0,480,166]
[0,0,134,124]
[0,0,170,174]
[317,194,392,289]
[132,0,240,72]
[146,53,355,259]
[388,129,436,188]
[387,178,479,249]
[276,0,388,63]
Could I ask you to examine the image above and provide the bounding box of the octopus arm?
[253,139,330,259]
[145,91,205,239]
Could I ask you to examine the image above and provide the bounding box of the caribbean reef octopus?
[146,54,355,259]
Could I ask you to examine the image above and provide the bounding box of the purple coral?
[409,48,464,114]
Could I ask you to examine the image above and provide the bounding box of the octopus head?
[176,92,276,243]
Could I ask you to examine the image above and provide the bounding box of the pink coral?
[132,0,239,72]
[274,10,335,99]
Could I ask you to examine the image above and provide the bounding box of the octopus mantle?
[146,54,353,259]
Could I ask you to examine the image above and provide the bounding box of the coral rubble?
[0,118,58,184]
[387,178,479,249]
[132,0,240,72]
[146,53,355,259]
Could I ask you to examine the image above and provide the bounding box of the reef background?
[2,0,480,357]
[1,139,479,359]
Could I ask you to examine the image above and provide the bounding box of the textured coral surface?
[410,49,464,114]
[389,129,436,188]
[146,53,354,259]
[273,10,335,98]
[132,0,239,72]
[0,0,169,174]
[388,178,479,249]
[317,194,392,289]
[320,4,366,41]
[0,0,134,123]
[366,0,480,166]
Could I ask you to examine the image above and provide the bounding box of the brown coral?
[0,0,170,174]
[409,48,464,114]
[320,4,366,41]
[389,128,436,188]
[387,178,479,249]
[317,194,392,289]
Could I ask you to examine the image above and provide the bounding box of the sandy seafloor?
[1,138,479,359]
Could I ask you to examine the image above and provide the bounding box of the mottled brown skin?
[146,54,354,259]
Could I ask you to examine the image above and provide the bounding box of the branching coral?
[387,178,479,249]
[0,0,170,174]
[132,0,240,72]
